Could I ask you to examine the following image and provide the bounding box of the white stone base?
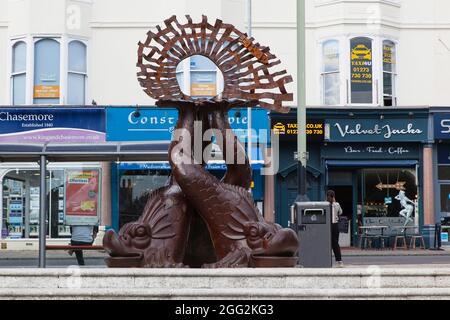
[2,268,450,299]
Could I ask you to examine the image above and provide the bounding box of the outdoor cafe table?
[359,226,389,236]
[391,225,418,234]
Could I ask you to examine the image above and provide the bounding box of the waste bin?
[292,202,332,268]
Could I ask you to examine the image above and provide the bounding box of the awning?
[0,141,171,162]
[326,160,418,169]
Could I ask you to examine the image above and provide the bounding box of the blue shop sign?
[106,107,269,143]
[0,108,105,144]
[438,145,450,164]
[326,118,428,142]
[119,162,264,171]
[434,114,450,140]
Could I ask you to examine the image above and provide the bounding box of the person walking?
[327,190,344,268]
[69,225,98,266]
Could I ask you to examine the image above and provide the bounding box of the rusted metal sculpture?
[104,15,298,268]
[136,15,293,112]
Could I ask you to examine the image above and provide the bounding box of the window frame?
[67,39,88,105]
[10,40,28,106]
[175,55,224,99]
[318,35,398,107]
[33,37,62,105]
[381,39,398,107]
[8,36,89,106]
[320,39,341,106]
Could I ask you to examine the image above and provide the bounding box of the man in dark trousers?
[327,190,344,268]
[69,225,98,266]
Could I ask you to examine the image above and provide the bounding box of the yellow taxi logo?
[352,44,372,60]
[273,123,286,135]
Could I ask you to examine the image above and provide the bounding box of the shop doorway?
[331,186,353,222]
[328,166,420,247]
[327,185,354,247]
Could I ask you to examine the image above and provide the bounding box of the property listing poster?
[65,170,100,226]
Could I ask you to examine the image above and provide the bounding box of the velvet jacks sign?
[325,118,428,142]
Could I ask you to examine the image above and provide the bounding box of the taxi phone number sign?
[271,120,324,142]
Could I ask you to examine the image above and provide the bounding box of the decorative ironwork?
[137,15,293,112]
[104,16,298,269]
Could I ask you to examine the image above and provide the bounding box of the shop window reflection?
[362,169,418,220]
[119,170,170,229]
[2,170,49,239]
[1,169,74,240]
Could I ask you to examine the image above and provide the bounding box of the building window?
[350,37,373,104]
[11,41,27,105]
[10,37,88,105]
[33,39,61,105]
[68,41,87,105]
[383,40,397,106]
[321,40,340,105]
[176,55,224,98]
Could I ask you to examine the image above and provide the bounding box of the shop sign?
[434,114,450,140]
[326,119,428,142]
[376,182,406,191]
[106,107,269,143]
[270,118,324,142]
[324,144,420,159]
[350,37,373,104]
[343,146,412,156]
[118,162,264,171]
[0,108,105,144]
[65,170,100,226]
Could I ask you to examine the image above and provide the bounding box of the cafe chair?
[379,235,392,250]
[408,234,426,250]
[359,234,380,250]
[393,235,408,250]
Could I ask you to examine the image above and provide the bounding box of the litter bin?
[292,202,332,268]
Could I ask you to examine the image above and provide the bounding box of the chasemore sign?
[326,118,428,142]
[0,108,105,143]
[106,107,270,143]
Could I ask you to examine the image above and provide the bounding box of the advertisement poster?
[350,37,373,104]
[65,170,100,226]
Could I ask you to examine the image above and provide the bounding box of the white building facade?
[1,0,450,249]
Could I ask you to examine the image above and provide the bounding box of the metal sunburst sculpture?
[137,15,293,112]
[104,15,299,269]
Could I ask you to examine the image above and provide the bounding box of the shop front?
[0,108,106,250]
[106,107,270,231]
[272,108,430,247]
[0,163,102,248]
[433,111,450,246]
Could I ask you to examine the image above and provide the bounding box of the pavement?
[0,248,450,268]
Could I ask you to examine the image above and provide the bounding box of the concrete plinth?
[2,268,450,299]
